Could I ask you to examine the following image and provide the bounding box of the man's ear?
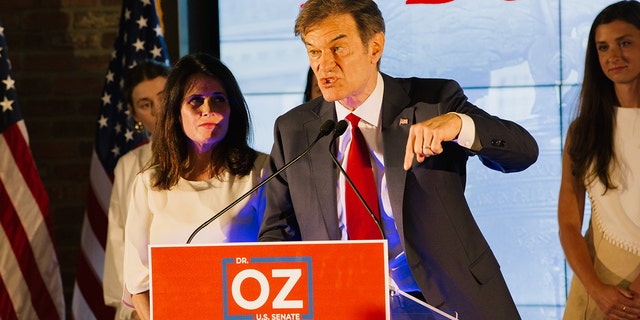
[369,32,385,65]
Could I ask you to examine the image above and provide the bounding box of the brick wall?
[0,0,122,316]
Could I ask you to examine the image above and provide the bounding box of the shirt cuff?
[451,112,476,149]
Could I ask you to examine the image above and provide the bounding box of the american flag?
[0,22,66,319]
[71,0,169,318]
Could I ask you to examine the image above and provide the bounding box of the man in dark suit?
[258,0,538,318]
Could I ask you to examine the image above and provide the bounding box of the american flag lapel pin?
[399,118,409,125]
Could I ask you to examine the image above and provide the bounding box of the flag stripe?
[1,20,65,319]
[82,204,108,278]
[0,274,18,320]
[0,203,38,320]
[86,182,109,250]
[1,124,60,274]
[0,149,59,319]
[0,123,63,316]
[76,248,116,318]
[72,282,94,319]
[2,121,51,234]
[90,149,115,211]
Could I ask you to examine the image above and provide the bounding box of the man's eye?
[334,46,348,56]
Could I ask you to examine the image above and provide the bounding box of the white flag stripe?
[72,282,97,320]
[17,119,28,144]
[90,150,113,211]
[0,219,38,319]
[80,212,107,279]
[0,131,64,318]
[1,19,64,319]
[1,131,57,257]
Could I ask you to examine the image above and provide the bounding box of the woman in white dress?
[559,1,640,319]
[123,53,268,320]
[103,60,169,320]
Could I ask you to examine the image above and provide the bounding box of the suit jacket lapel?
[305,101,341,239]
[302,75,420,241]
[380,74,413,246]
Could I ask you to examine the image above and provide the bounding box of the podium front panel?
[150,240,389,319]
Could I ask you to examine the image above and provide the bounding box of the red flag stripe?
[1,20,65,319]
[0,196,58,316]
[71,282,96,319]
[0,124,61,287]
[0,275,18,320]
[72,158,116,320]
[0,137,60,319]
[1,122,51,234]
[85,182,110,250]
[79,206,107,282]
[75,249,116,318]
[89,150,116,209]
[0,196,40,320]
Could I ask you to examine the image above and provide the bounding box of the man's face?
[303,13,384,109]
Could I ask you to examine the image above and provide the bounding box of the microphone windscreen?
[333,120,348,138]
[318,119,336,137]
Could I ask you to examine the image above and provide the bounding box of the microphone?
[328,120,386,239]
[186,119,336,244]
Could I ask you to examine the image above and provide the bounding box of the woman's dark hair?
[569,0,640,190]
[150,53,256,189]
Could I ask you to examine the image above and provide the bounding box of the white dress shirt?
[333,72,476,292]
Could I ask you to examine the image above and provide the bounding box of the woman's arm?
[558,136,635,317]
[558,136,594,290]
[131,291,150,320]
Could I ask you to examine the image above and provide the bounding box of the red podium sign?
[150,240,389,319]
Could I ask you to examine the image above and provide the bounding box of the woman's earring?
[134,121,144,132]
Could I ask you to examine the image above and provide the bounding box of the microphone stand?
[328,120,386,239]
[186,119,336,244]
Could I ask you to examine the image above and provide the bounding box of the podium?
[149,240,457,319]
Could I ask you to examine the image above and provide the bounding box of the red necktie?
[345,113,382,240]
